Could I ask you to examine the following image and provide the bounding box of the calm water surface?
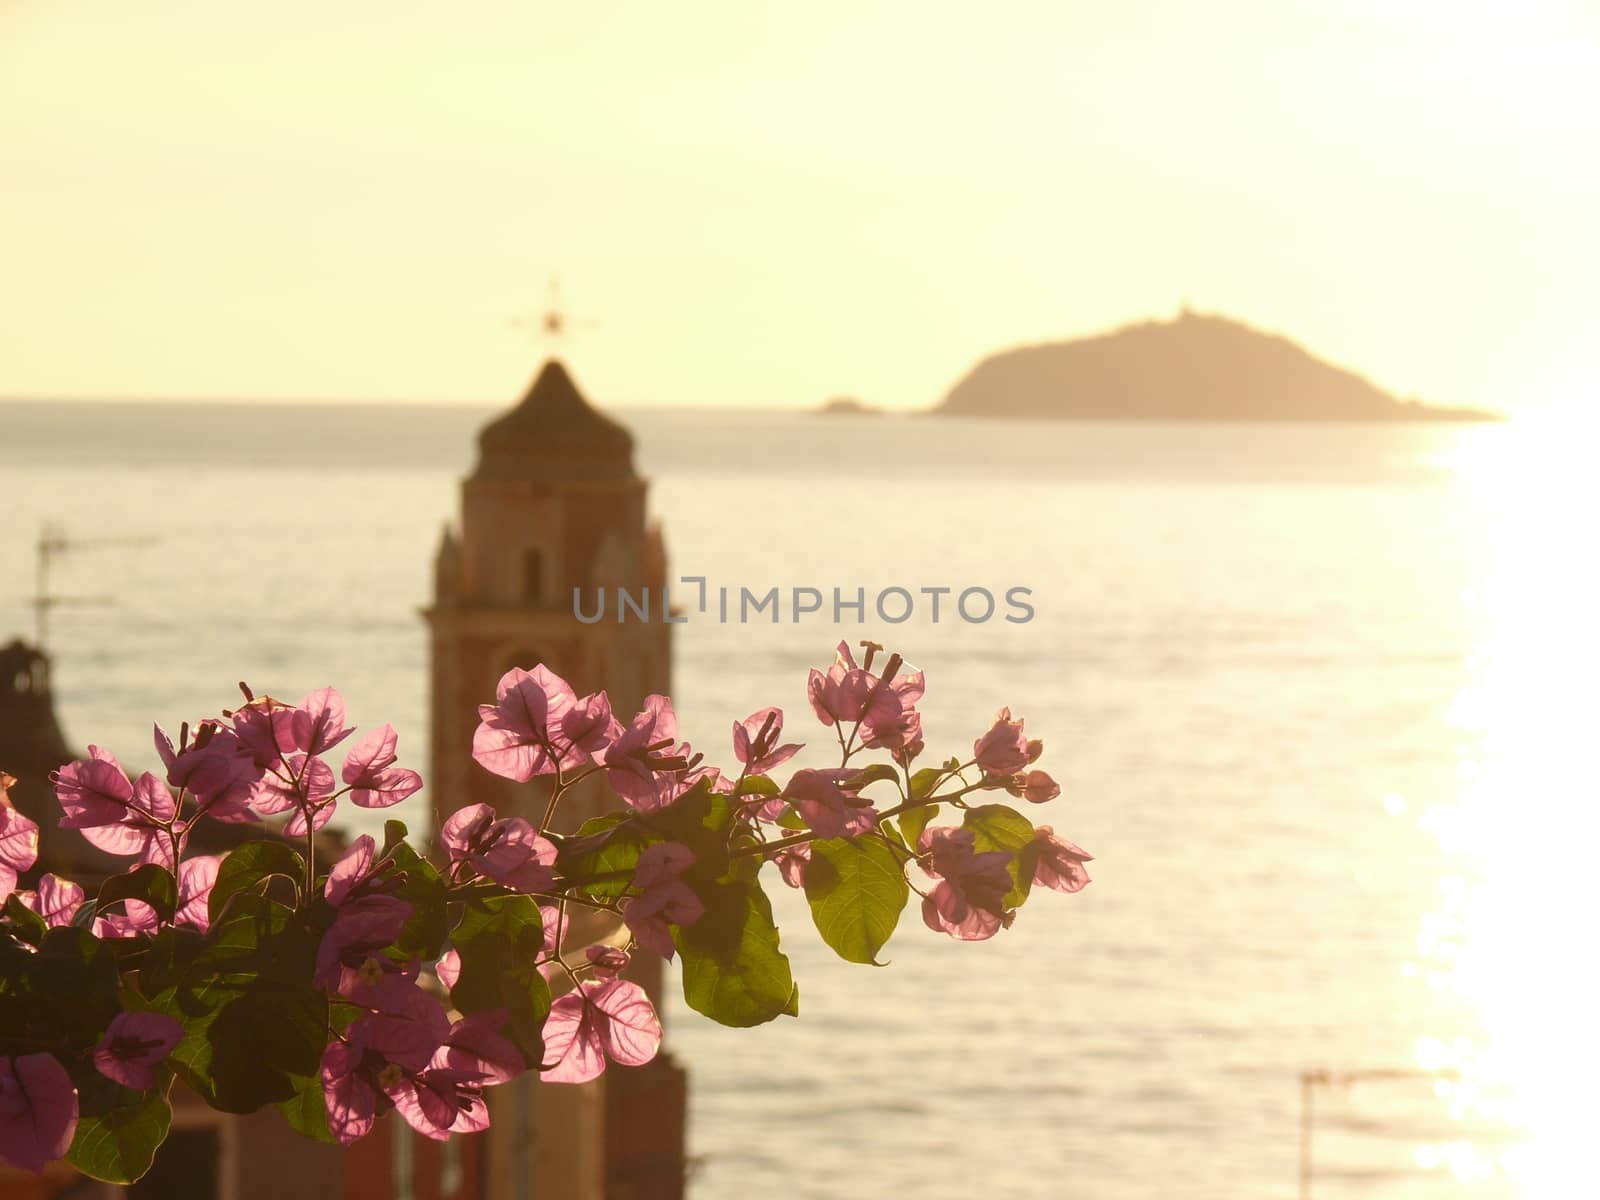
[1,401,1592,1198]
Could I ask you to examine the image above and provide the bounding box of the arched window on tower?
[521,548,545,606]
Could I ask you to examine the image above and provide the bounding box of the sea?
[1,400,1595,1199]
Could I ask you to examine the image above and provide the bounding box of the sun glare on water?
[1411,416,1600,1195]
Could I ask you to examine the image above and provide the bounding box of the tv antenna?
[30,522,156,649]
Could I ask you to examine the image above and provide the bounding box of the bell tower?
[423,359,684,1200]
[427,358,672,831]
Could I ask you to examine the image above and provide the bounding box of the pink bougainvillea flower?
[383,1011,525,1142]
[0,1052,78,1174]
[584,945,630,979]
[539,904,570,957]
[322,836,427,916]
[471,666,584,782]
[806,642,915,733]
[918,826,1014,942]
[0,790,39,897]
[20,874,84,929]
[51,746,134,829]
[439,804,556,893]
[541,979,662,1085]
[1031,827,1093,893]
[94,898,160,940]
[286,803,337,837]
[313,894,414,993]
[632,841,695,890]
[52,749,175,866]
[324,836,374,907]
[860,705,923,758]
[174,856,221,932]
[973,708,1030,778]
[340,725,423,810]
[434,947,461,990]
[124,775,177,869]
[271,687,354,757]
[352,975,452,1074]
[783,768,877,840]
[731,707,802,775]
[251,755,336,836]
[892,665,926,707]
[228,698,287,769]
[265,755,336,813]
[772,842,811,889]
[152,721,261,823]
[559,691,618,761]
[603,695,706,812]
[806,647,871,728]
[320,1028,382,1146]
[532,904,572,982]
[1009,768,1060,805]
[432,1011,523,1086]
[621,843,703,960]
[93,1012,184,1090]
[387,1065,489,1141]
[861,649,926,753]
[804,643,853,726]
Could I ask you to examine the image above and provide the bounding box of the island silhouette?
[816,395,881,416]
[935,308,1499,422]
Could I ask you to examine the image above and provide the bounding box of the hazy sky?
[2,1,1596,416]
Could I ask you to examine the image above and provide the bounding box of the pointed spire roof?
[0,639,71,776]
[473,360,637,483]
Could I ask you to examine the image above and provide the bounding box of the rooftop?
[472,359,637,483]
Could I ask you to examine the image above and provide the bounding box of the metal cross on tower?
[508,277,600,354]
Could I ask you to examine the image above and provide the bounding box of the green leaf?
[908,767,945,801]
[735,775,780,797]
[556,817,654,901]
[208,840,306,925]
[898,803,939,850]
[0,935,33,993]
[2,892,48,946]
[802,836,909,965]
[675,881,794,1028]
[380,818,410,858]
[0,925,120,1055]
[277,992,358,1140]
[386,841,448,959]
[97,864,179,924]
[844,763,901,792]
[638,779,735,879]
[33,927,122,1046]
[66,1083,173,1184]
[570,811,631,837]
[146,895,327,1113]
[277,1071,335,1143]
[448,894,548,1064]
[962,804,1040,908]
[70,895,101,930]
